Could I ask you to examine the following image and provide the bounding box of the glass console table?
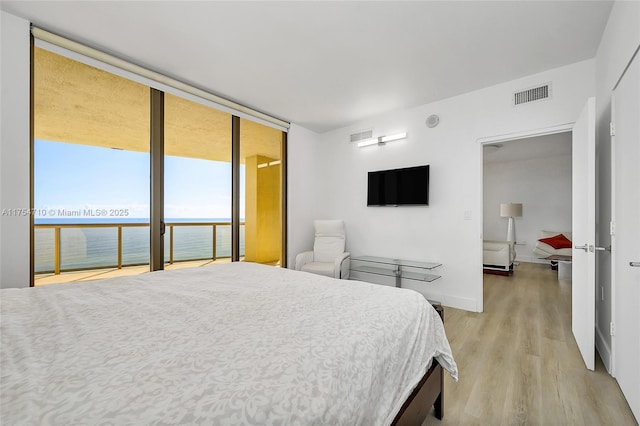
[350,256,442,288]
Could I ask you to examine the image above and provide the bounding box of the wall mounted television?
[367,165,430,206]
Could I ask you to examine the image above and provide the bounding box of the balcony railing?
[34,221,245,275]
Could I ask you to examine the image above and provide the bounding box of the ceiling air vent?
[513,83,551,106]
[350,129,373,143]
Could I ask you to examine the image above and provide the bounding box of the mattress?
[1,262,457,425]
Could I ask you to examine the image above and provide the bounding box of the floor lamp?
[500,203,523,244]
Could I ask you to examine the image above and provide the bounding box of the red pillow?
[538,234,572,249]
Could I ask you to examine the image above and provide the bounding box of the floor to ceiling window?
[32,44,287,285]
[239,118,284,266]
[164,93,236,265]
[33,47,150,283]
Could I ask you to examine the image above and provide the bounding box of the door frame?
[477,122,574,313]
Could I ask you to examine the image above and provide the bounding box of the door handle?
[630,262,640,267]
[574,245,589,252]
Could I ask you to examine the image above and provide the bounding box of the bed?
[0,262,457,425]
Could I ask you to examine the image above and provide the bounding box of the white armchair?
[295,220,350,279]
[483,240,515,275]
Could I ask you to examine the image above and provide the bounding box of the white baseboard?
[596,325,612,374]
[404,285,478,312]
[350,271,479,312]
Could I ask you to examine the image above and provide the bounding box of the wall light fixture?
[357,132,407,148]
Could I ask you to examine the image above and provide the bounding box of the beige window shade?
[31,26,290,132]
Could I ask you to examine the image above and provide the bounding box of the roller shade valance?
[31,26,290,132]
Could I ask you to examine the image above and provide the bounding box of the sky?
[34,140,244,221]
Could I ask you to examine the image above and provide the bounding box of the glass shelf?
[350,256,442,286]
[351,256,441,270]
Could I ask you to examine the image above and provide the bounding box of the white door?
[572,97,596,371]
[612,52,640,420]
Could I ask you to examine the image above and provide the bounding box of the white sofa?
[483,240,515,275]
[534,231,572,277]
[533,230,572,258]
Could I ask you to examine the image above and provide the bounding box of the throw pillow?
[538,233,572,249]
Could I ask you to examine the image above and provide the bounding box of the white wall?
[1,11,31,289]
[311,59,595,312]
[286,123,320,267]
[593,1,640,373]
[483,152,572,264]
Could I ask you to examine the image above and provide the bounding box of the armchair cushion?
[301,262,335,278]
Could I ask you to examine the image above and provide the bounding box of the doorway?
[479,100,602,374]
[482,132,572,269]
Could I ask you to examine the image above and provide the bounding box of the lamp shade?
[500,203,523,218]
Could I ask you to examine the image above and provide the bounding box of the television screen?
[367,165,429,206]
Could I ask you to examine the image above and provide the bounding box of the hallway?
[425,262,636,425]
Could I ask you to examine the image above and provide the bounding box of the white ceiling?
[1,1,613,133]
[483,132,572,163]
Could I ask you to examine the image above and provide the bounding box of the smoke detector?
[426,114,440,128]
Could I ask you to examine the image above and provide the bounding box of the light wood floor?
[424,262,637,426]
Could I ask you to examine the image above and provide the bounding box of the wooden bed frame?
[391,304,445,425]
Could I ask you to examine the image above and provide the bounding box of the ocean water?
[34,218,245,273]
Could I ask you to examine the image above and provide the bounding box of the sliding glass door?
[164,94,233,266]
[239,118,284,266]
[33,47,150,283]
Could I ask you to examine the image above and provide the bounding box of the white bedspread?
[1,262,457,425]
